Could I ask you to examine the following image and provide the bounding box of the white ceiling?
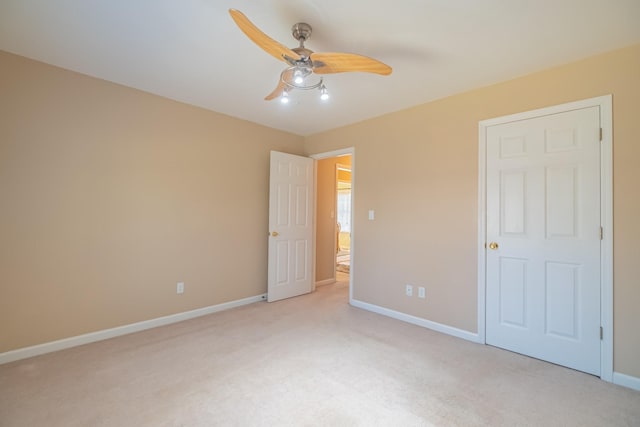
[1,1,639,136]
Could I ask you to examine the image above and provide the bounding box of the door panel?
[268,151,314,302]
[499,257,528,328]
[500,170,526,235]
[545,261,579,339]
[546,167,578,238]
[486,107,601,375]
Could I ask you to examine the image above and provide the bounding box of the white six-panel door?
[267,151,314,302]
[485,106,602,375]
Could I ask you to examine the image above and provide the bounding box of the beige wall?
[2,44,639,379]
[0,51,304,352]
[305,44,640,378]
[315,155,352,282]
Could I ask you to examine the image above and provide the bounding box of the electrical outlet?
[418,287,426,299]
[405,284,413,297]
[177,282,184,294]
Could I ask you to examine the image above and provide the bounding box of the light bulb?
[293,69,304,85]
[280,91,289,104]
[320,85,329,101]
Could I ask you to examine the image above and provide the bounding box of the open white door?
[267,151,314,302]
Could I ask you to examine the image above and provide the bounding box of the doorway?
[311,148,354,301]
[336,163,352,276]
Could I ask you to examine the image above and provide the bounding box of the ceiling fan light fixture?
[280,90,289,104]
[281,66,323,94]
[320,84,329,101]
[292,65,313,86]
[293,69,305,85]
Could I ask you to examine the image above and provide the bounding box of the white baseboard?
[613,371,640,391]
[0,293,267,365]
[315,278,336,287]
[350,299,480,343]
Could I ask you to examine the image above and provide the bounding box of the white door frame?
[310,147,355,304]
[477,95,613,381]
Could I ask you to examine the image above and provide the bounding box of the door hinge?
[600,326,603,340]
[600,226,604,240]
[599,128,603,142]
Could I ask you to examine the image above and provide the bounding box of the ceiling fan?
[229,9,392,102]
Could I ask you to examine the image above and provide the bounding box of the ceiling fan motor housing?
[291,22,312,42]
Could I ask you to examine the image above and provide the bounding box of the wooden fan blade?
[264,81,285,101]
[264,69,294,101]
[229,9,301,63]
[311,52,392,75]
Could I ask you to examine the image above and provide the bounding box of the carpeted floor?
[1,278,639,426]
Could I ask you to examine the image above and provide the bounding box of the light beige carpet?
[1,279,639,427]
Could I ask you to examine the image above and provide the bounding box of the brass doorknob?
[488,242,499,250]
[271,231,279,237]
